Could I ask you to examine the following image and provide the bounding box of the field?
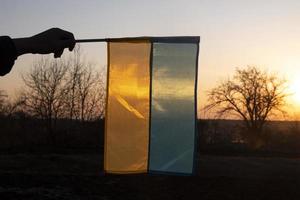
[0,118,299,199]
[0,152,299,200]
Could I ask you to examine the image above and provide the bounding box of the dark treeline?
[198,119,300,156]
[1,116,300,156]
[0,116,104,153]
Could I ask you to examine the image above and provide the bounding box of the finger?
[68,38,76,51]
[56,39,75,52]
[54,49,64,58]
[57,29,75,50]
[61,30,75,40]
[66,32,75,51]
[65,38,75,52]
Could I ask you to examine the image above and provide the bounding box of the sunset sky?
[1,0,300,118]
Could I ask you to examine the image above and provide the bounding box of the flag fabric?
[104,37,200,175]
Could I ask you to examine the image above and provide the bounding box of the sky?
[1,0,300,118]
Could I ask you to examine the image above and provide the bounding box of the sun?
[289,79,300,104]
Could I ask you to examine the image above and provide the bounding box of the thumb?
[57,38,76,52]
[54,49,64,58]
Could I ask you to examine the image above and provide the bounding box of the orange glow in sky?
[1,0,300,118]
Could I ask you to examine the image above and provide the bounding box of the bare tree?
[0,90,8,116]
[63,48,81,120]
[63,46,106,121]
[0,90,24,117]
[19,46,106,143]
[204,66,288,146]
[22,58,68,143]
[82,70,106,121]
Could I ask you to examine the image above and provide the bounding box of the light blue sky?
[1,0,300,111]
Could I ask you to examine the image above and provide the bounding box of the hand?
[14,28,76,58]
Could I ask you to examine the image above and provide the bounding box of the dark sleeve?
[0,36,18,76]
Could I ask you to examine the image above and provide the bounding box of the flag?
[104,37,200,175]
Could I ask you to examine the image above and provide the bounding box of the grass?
[0,153,299,200]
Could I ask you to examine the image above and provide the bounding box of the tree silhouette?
[63,46,106,121]
[22,58,68,143]
[0,90,7,116]
[21,46,106,144]
[205,66,288,146]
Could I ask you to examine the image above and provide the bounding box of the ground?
[0,153,299,200]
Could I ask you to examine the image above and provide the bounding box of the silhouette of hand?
[14,28,75,58]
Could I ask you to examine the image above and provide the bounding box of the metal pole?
[75,39,107,43]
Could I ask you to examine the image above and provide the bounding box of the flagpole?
[76,39,107,43]
[76,36,200,43]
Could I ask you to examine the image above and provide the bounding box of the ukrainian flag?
[104,37,200,175]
